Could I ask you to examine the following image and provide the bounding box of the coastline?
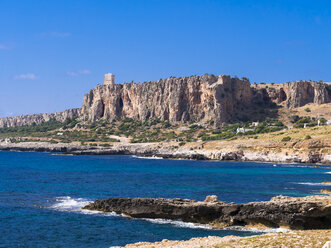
[0,140,330,164]
[84,195,331,248]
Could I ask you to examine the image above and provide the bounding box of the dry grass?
[202,125,331,152]
[278,103,331,126]
[214,230,331,248]
[110,230,331,248]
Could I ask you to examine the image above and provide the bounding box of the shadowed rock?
[83,195,331,230]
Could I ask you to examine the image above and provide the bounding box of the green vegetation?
[5,113,325,145]
[290,116,327,129]
[320,118,327,124]
[0,118,63,137]
[281,136,291,142]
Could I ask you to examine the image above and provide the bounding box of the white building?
[236,127,254,133]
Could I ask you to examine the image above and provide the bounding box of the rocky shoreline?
[83,195,331,230]
[0,141,330,164]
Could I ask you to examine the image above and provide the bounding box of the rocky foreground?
[110,230,331,248]
[83,195,331,230]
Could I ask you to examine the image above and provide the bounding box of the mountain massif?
[0,74,330,128]
[81,74,330,124]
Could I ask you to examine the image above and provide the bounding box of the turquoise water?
[0,151,330,247]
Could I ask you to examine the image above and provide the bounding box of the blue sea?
[0,151,330,247]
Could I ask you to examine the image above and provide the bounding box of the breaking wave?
[132,155,163,159]
[141,218,212,230]
[294,182,331,186]
[48,196,119,216]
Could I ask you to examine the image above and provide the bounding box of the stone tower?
[104,73,115,85]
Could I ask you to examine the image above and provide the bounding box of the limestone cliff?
[82,75,330,125]
[82,75,253,125]
[0,108,81,128]
[254,81,330,108]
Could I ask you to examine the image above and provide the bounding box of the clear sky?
[0,0,330,117]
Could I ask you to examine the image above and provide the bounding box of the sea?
[0,151,330,247]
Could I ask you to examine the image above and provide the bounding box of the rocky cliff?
[82,75,330,125]
[82,75,253,125]
[283,81,329,108]
[256,81,330,108]
[0,108,81,128]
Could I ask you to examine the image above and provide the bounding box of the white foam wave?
[132,155,163,159]
[325,172,331,174]
[49,196,92,212]
[140,219,289,233]
[294,182,331,186]
[49,196,121,216]
[141,218,212,230]
[51,153,74,156]
[224,226,289,233]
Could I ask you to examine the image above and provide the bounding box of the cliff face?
[0,108,81,128]
[255,81,330,109]
[283,81,329,108]
[82,75,253,125]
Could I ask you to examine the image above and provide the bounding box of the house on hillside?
[236,127,254,134]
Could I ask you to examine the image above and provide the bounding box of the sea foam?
[224,226,289,233]
[141,218,213,230]
[49,196,125,216]
[294,182,331,186]
[132,155,163,159]
[50,196,92,212]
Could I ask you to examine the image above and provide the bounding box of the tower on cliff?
[104,73,115,85]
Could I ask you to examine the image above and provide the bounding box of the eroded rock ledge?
[83,195,331,230]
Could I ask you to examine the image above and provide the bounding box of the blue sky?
[0,0,330,117]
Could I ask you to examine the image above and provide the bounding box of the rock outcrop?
[253,81,330,108]
[283,81,329,108]
[82,75,253,125]
[0,108,81,128]
[83,195,331,230]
